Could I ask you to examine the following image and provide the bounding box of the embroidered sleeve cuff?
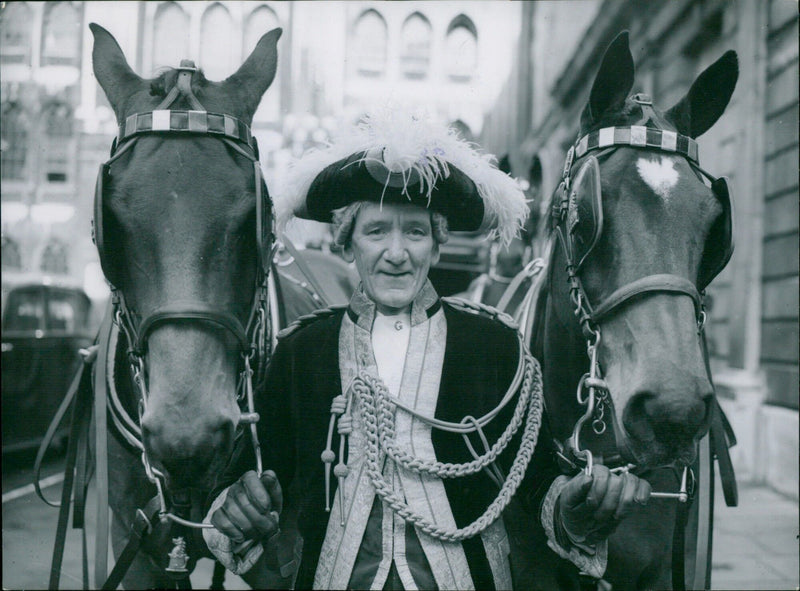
[540,475,608,579]
[202,487,264,575]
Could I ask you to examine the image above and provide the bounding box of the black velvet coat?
[217,300,580,590]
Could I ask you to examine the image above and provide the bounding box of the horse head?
[541,32,737,469]
[91,24,281,489]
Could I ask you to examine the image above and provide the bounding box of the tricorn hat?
[277,108,528,245]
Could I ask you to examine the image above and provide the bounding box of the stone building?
[1,1,522,301]
[481,0,798,498]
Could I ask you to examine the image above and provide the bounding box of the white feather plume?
[274,106,529,246]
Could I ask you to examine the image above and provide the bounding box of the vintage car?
[2,275,95,453]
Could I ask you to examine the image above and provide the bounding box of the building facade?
[1,1,522,301]
[481,0,799,498]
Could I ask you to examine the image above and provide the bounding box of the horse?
[470,32,738,590]
[76,24,352,589]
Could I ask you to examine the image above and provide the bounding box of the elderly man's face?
[345,202,440,315]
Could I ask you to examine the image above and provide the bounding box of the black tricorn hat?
[277,109,528,244]
[303,150,485,232]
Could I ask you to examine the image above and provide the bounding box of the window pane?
[445,25,477,82]
[1,103,29,181]
[0,2,33,64]
[1,236,22,270]
[401,14,431,79]
[47,290,89,332]
[42,2,81,66]
[43,103,73,183]
[245,6,281,121]
[40,240,69,275]
[3,289,45,332]
[153,2,190,69]
[200,3,235,80]
[355,10,387,77]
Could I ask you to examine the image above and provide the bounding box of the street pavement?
[2,478,798,590]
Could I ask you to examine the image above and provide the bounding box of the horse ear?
[582,31,635,127]
[665,51,738,138]
[90,23,145,119]
[223,28,283,118]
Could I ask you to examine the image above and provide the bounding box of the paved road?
[3,452,798,590]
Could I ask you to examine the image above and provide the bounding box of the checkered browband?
[118,110,255,151]
[574,126,699,164]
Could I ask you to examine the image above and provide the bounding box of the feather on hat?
[276,107,528,245]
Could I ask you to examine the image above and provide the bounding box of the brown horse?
[521,32,738,589]
[88,24,350,588]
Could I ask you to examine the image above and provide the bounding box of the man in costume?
[203,109,651,590]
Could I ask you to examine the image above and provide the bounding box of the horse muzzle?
[141,410,236,488]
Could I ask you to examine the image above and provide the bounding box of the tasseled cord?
[321,389,354,525]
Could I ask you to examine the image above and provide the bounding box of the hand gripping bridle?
[550,94,736,501]
[92,62,271,535]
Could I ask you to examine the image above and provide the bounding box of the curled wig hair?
[331,202,450,249]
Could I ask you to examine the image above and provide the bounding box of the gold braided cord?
[354,349,543,542]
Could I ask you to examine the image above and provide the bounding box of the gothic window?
[1,235,22,270]
[200,3,234,80]
[244,5,279,54]
[0,2,33,65]
[354,10,387,77]
[40,238,69,275]
[445,15,478,82]
[41,2,81,66]
[153,2,190,69]
[400,12,432,79]
[42,102,73,183]
[1,103,29,181]
[245,5,281,120]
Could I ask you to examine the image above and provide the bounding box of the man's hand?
[558,465,651,546]
[211,470,282,543]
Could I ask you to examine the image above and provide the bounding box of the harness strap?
[671,485,691,590]
[137,302,250,353]
[102,499,161,590]
[590,274,703,322]
[279,235,333,307]
[48,360,94,590]
[34,353,93,506]
[94,308,114,587]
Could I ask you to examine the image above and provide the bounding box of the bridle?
[92,61,271,532]
[550,94,735,501]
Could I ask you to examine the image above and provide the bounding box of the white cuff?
[540,475,608,579]
[202,487,264,575]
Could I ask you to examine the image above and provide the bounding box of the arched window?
[153,2,190,69]
[244,5,279,54]
[200,3,234,80]
[354,10,387,77]
[245,5,281,121]
[400,12,431,79]
[42,102,73,183]
[1,235,23,270]
[1,2,33,65]
[1,102,29,181]
[40,238,69,274]
[445,15,478,82]
[41,2,81,66]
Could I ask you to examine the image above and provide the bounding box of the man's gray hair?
[331,202,450,248]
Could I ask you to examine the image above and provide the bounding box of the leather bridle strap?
[136,301,250,353]
[590,274,703,322]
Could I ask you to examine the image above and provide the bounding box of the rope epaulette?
[276,305,347,341]
[442,296,519,331]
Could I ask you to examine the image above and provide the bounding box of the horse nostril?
[624,394,657,443]
[140,414,235,485]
